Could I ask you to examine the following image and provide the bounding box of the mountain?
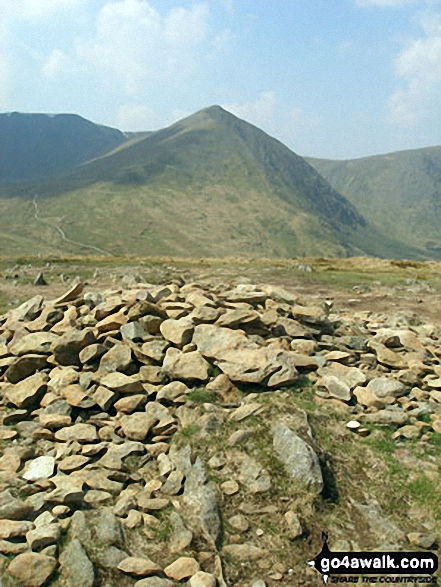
[0,106,421,259]
[307,146,441,258]
[0,112,127,182]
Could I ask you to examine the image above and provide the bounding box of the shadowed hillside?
[0,112,127,182]
[307,146,441,258]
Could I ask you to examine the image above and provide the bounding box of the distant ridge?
[307,146,441,258]
[0,112,127,182]
[0,106,429,259]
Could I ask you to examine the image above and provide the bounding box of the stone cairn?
[0,279,439,586]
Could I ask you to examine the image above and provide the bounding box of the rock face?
[0,277,439,586]
[272,422,323,494]
[59,538,95,587]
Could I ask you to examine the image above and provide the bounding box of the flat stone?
[62,384,95,408]
[284,510,303,539]
[84,490,113,507]
[92,386,118,411]
[4,372,47,409]
[4,355,47,383]
[228,514,249,533]
[121,321,148,341]
[9,332,59,356]
[156,381,190,402]
[160,318,194,346]
[238,456,271,494]
[230,403,262,421]
[100,372,143,393]
[189,571,217,587]
[99,344,132,373]
[27,523,61,551]
[367,377,407,399]
[121,412,157,441]
[134,579,175,587]
[0,539,29,554]
[0,426,18,440]
[95,310,128,333]
[162,348,210,382]
[0,519,34,539]
[8,552,57,587]
[360,410,409,426]
[136,495,170,512]
[114,394,146,413]
[140,339,170,362]
[169,511,193,552]
[317,363,366,391]
[52,328,96,366]
[55,423,98,443]
[354,386,385,409]
[45,475,85,504]
[0,489,33,520]
[318,375,351,401]
[407,532,437,549]
[79,343,107,364]
[164,556,200,581]
[221,480,240,495]
[117,556,162,577]
[392,425,421,440]
[58,455,90,473]
[53,282,84,305]
[222,543,267,562]
[8,295,44,322]
[23,456,56,481]
[368,341,407,369]
[39,414,72,429]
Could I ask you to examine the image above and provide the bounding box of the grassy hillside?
[0,112,127,182]
[0,109,378,257]
[0,106,424,259]
[307,146,441,258]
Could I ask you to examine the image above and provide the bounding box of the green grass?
[308,146,441,259]
[187,389,218,404]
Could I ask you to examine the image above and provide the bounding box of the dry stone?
[8,552,57,587]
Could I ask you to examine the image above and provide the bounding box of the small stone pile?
[0,278,439,586]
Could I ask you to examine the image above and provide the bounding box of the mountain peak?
[199,105,230,116]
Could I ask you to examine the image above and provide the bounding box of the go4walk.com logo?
[308,534,438,584]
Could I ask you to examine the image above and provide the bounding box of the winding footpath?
[32,193,113,256]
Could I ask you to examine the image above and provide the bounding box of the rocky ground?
[0,272,439,586]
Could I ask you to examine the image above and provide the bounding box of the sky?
[1,0,441,159]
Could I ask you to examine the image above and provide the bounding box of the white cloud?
[388,11,441,123]
[116,103,156,130]
[42,49,69,78]
[0,0,85,20]
[356,0,419,6]
[223,92,320,154]
[53,0,212,95]
[224,91,277,129]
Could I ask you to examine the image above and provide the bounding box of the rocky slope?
[0,277,439,586]
[0,107,417,259]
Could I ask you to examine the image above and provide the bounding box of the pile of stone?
[0,278,439,586]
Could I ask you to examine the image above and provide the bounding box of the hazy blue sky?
[1,0,441,158]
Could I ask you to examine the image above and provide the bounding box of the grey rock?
[272,422,323,494]
[0,489,33,520]
[60,539,95,587]
[94,508,124,546]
